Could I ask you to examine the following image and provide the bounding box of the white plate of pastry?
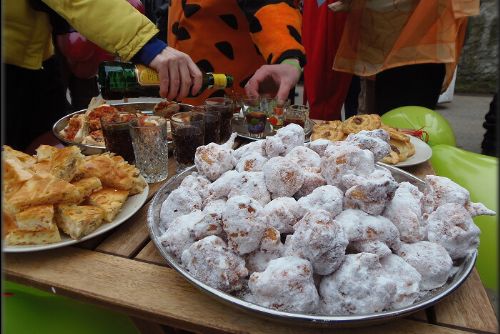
[394,136,432,168]
[3,144,149,253]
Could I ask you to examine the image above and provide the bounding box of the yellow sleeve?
[43,0,159,61]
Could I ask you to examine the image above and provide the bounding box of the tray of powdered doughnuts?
[311,114,432,167]
[147,124,495,327]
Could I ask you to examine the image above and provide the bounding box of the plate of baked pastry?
[147,124,495,327]
[310,114,432,167]
[53,97,191,155]
[2,144,148,253]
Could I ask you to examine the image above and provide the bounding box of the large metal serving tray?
[147,163,476,328]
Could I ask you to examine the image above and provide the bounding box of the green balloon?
[3,280,140,334]
[381,106,456,147]
[430,145,498,291]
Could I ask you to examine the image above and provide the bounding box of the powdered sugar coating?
[245,227,284,273]
[263,157,304,198]
[335,209,401,256]
[306,139,332,157]
[235,152,268,172]
[179,172,211,200]
[320,142,375,189]
[284,210,348,275]
[342,167,398,215]
[297,185,343,218]
[380,254,422,309]
[383,182,427,243]
[345,129,391,161]
[228,171,271,206]
[248,256,319,313]
[396,241,453,290]
[159,187,202,233]
[262,197,303,234]
[264,123,305,157]
[423,175,496,217]
[295,168,327,198]
[222,195,267,255]
[320,253,396,315]
[181,236,248,292]
[233,140,266,161]
[194,133,237,181]
[285,146,321,168]
[426,203,480,260]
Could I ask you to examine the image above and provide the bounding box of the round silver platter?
[52,102,193,155]
[232,117,314,142]
[147,163,476,328]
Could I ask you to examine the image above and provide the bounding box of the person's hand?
[149,47,203,100]
[328,0,351,12]
[245,61,301,104]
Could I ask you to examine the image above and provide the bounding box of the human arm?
[237,1,305,102]
[44,0,201,99]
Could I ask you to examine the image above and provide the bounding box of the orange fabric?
[168,1,304,105]
[252,3,303,65]
[333,0,479,90]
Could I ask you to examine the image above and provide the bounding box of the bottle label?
[136,64,160,86]
[212,74,227,89]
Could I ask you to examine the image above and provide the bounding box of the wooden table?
[4,143,498,334]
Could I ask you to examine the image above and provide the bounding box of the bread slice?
[87,188,129,222]
[5,221,61,245]
[78,153,142,193]
[3,157,34,198]
[15,205,54,231]
[55,204,105,239]
[3,145,36,167]
[4,206,61,246]
[35,144,59,162]
[7,173,83,212]
[49,146,84,182]
[72,177,103,201]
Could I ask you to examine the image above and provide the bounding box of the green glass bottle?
[98,61,234,99]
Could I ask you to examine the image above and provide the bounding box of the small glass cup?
[170,111,205,172]
[267,99,290,131]
[241,96,267,138]
[204,97,233,143]
[284,104,309,128]
[100,112,137,163]
[129,116,169,183]
[189,105,220,145]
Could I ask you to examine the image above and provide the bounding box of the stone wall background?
[456,0,498,94]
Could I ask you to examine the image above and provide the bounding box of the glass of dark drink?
[204,97,233,143]
[189,105,220,144]
[100,112,137,163]
[170,111,205,172]
[284,104,309,128]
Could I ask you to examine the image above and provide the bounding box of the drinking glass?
[129,116,169,183]
[204,97,233,143]
[170,111,205,172]
[101,112,137,163]
[189,105,220,145]
[267,99,290,131]
[241,96,267,138]
[284,104,309,128]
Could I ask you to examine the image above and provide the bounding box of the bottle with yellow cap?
[98,61,233,99]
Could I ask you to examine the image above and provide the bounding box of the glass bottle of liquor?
[98,61,233,99]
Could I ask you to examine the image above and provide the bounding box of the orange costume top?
[167,0,305,105]
[333,0,479,90]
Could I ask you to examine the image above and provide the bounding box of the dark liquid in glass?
[173,126,204,165]
[102,124,135,163]
[283,118,305,128]
[219,108,234,142]
[204,114,220,144]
